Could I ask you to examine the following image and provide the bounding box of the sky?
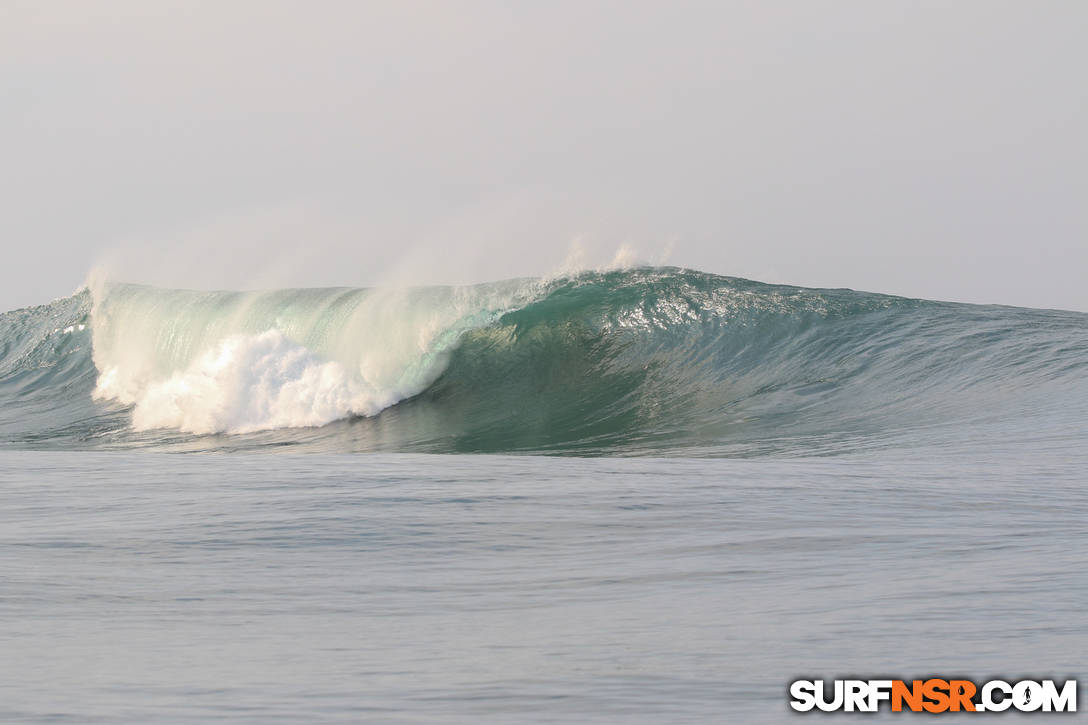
[2,1,1085,311]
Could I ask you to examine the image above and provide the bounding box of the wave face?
[1,268,1085,455]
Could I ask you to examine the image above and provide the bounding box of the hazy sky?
[2,1,1085,311]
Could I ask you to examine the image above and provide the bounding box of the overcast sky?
[2,1,1085,311]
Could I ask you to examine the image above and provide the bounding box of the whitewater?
[1,267,1086,723]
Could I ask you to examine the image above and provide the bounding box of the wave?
[88,279,538,434]
[1,268,1086,455]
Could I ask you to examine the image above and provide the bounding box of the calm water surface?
[1,448,1083,723]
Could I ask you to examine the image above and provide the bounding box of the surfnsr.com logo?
[789,679,1077,713]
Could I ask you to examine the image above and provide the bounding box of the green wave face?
[1,268,1086,455]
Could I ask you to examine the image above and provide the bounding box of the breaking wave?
[1,268,1085,455]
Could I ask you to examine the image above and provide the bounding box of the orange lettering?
[923,679,951,713]
[948,680,976,711]
[892,680,924,712]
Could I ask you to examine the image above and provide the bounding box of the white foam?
[89,279,542,434]
[109,330,387,434]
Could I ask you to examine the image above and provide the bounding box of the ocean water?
[1,268,1085,722]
